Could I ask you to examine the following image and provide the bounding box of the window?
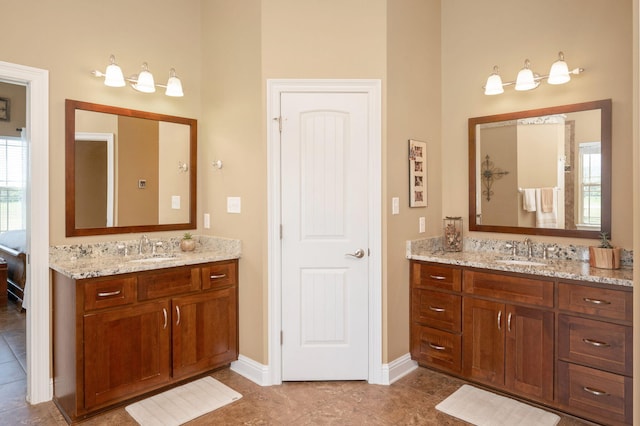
[0,137,28,232]
[577,142,601,227]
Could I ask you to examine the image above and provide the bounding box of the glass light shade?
[515,60,537,91]
[484,72,504,95]
[133,63,156,93]
[547,52,571,85]
[165,69,184,97]
[103,55,125,87]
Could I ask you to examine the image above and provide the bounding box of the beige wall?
[0,0,634,375]
[442,0,633,248]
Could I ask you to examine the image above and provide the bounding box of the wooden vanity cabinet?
[52,259,239,423]
[410,262,462,374]
[556,281,633,426]
[462,270,554,404]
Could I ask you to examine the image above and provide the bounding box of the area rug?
[125,377,242,425]
[435,385,560,426]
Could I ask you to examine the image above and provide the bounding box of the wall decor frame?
[409,139,427,207]
[0,97,9,121]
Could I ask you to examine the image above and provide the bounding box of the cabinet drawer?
[411,289,461,332]
[558,315,632,376]
[558,282,632,322]
[557,361,632,425]
[463,270,553,307]
[411,262,461,291]
[138,266,201,300]
[201,260,238,290]
[411,325,461,374]
[83,276,137,311]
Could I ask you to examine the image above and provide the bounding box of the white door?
[280,91,369,381]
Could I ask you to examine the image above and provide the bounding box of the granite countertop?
[407,249,632,287]
[50,235,241,280]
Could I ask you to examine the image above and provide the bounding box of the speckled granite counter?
[407,237,633,287]
[50,235,241,280]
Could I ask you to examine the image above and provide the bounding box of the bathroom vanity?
[50,238,240,423]
[409,248,633,426]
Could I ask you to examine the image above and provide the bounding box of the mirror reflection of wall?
[75,110,190,229]
[476,107,602,233]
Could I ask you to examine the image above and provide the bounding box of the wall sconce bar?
[483,51,584,95]
[91,55,184,97]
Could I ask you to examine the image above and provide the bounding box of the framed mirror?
[469,99,611,239]
[65,99,197,237]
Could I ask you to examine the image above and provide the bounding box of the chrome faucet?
[138,235,150,255]
[523,238,533,258]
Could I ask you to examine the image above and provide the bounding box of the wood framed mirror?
[469,99,611,239]
[65,99,197,237]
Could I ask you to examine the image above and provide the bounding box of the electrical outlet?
[419,217,426,233]
[392,197,399,215]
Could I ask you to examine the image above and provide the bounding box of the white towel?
[535,188,557,228]
[522,188,536,212]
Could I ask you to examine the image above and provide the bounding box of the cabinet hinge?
[280,224,283,240]
[280,330,283,345]
[274,116,283,133]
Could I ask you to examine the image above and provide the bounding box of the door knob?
[346,248,365,259]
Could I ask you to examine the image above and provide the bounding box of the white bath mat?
[125,376,242,425]
[436,384,560,426]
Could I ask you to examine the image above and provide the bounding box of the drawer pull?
[583,338,610,348]
[583,386,609,397]
[583,297,611,305]
[429,275,446,280]
[162,308,167,329]
[507,312,512,332]
[428,342,446,351]
[428,306,445,313]
[97,290,121,298]
[210,274,227,279]
[175,305,181,326]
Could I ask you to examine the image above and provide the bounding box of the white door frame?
[0,61,50,403]
[266,79,382,385]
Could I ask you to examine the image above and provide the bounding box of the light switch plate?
[392,197,399,215]
[419,217,425,233]
[171,195,180,209]
[227,197,241,213]
[204,213,210,228]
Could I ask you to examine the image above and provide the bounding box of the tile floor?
[0,300,594,425]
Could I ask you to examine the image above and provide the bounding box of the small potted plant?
[589,232,621,269]
[180,232,196,252]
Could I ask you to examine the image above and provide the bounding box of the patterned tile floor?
[0,300,594,425]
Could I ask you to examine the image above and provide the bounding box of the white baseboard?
[231,353,417,387]
[381,353,418,385]
[230,355,271,386]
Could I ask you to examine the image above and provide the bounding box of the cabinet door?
[83,300,171,409]
[505,305,554,402]
[172,287,238,379]
[463,298,505,386]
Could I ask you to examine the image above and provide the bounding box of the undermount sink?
[128,256,178,263]
[495,259,547,267]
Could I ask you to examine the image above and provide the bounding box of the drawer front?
[201,260,238,290]
[411,289,461,332]
[83,276,137,311]
[557,361,632,425]
[558,315,632,376]
[463,270,553,307]
[138,266,201,300]
[411,325,461,373]
[411,262,461,291]
[558,282,632,322]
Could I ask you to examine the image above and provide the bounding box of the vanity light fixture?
[483,51,584,95]
[91,54,184,97]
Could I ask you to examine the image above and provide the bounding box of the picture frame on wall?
[409,139,427,207]
[0,97,9,121]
